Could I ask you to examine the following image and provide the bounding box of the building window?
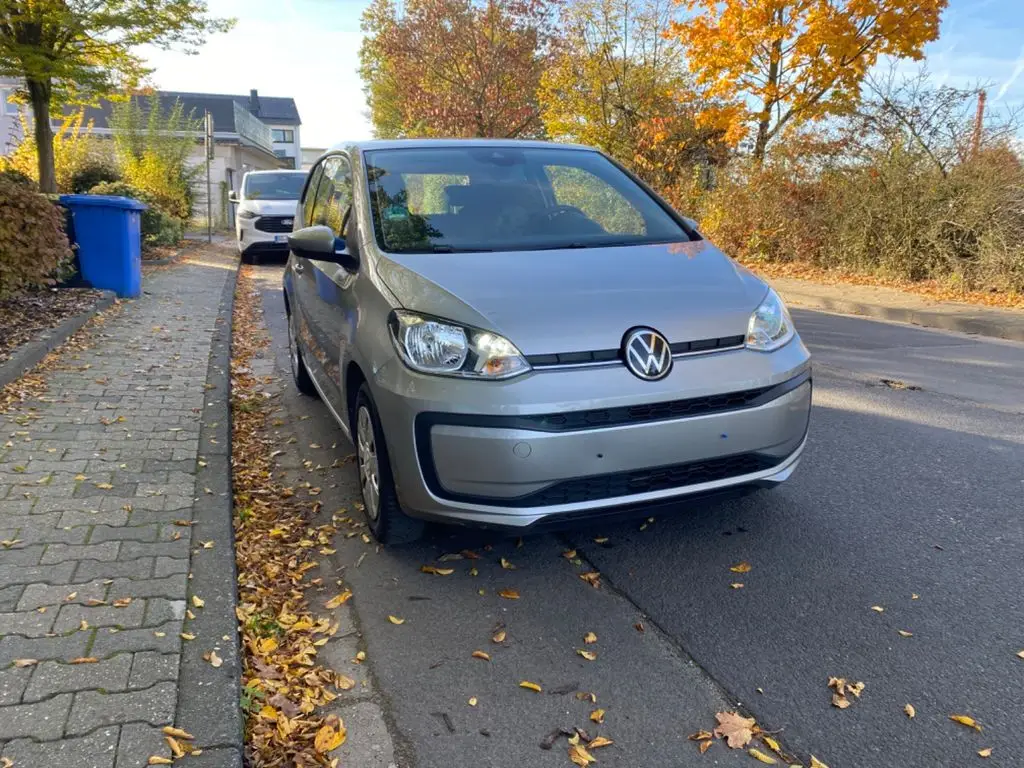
[272,129,294,143]
[0,89,14,116]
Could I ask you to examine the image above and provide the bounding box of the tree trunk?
[27,78,56,194]
[753,118,770,162]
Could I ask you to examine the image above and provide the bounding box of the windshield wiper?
[398,245,493,253]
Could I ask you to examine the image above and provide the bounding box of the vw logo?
[623,328,672,381]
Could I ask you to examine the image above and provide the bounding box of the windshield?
[363,146,689,253]
[243,172,307,200]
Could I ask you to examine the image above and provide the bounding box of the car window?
[364,146,687,253]
[545,166,645,235]
[311,156,352,236]
[301,164,326,228]
[243,172,307,200]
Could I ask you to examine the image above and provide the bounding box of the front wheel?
[354,384,424,544]
[287,310,317,397]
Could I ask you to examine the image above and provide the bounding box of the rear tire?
[354,384,424,545]
[287,310,318,397]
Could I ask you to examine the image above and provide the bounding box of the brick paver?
[0,247,235,765]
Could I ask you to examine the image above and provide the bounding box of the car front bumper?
[371,337,812,528]
[237,217,291,254]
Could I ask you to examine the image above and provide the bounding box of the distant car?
[231,170,307,263]
[283,139,812,544]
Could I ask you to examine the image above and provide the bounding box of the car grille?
[498,453,778,507]
[525,335,745,367]
[254,216,294,233]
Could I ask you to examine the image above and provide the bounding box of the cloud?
[995,45,1024,100]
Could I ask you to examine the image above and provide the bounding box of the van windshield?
[363,146,689,253]
[243,172,307,200]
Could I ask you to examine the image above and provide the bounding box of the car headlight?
[237,207,259,219]
[746,288,794,352]
[388,311,530,379]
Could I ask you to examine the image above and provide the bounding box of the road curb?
[779,290,1024,342]
[0,290,116,390]
[173,259,244,766]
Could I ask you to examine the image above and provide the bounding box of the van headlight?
[388,311,530,379]
[746,289,794,352]
[237,206,259,219]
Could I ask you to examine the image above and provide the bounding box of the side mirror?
[228,191,239,203]
[681,216,700,235]
[288,225,359,270]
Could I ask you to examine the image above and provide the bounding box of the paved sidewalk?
[772,276,1024,342]
[0,245,239,767]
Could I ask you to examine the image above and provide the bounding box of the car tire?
[241,250,257,265]
[287,310,318,398]
[354,383,425,545]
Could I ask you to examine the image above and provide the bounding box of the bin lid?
[59,194,148,211]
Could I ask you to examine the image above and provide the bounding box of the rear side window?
[301,165,325,228]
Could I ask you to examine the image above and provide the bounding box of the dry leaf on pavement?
[162,726,193,740]
[498,588,520,599]
[713,711,756,748]
[562,549,577,559]
[421,565,455,576]
[871,606,885,612]
[583,632,597,644]
[519,681,542,692]
[904,704,916,718]
[191,596,205,609]
[950,714,982,732]
[689,730,713,741]
[325,590,352,609]
[468,697,478,706]
[204,650,223,668]
[579,572,601,588]
[568,744,596,766]
[472,650,491,661]
[500,557,516,570]
[70,657,98,664]
[577,649,597,661]
[978,747,993,758]
[336,674,356,691]
[387,615,405,625]
[13,658,38,668]
[147,758,173,765]
[165,736,185,758]
[313,716,347,753]
[730,561,752,573]
[699,740,712,754]
[897,630,912,637]
[588,736,613,749]
[748,748,777,764]
[828,677,864,709]
[492,629,507,643]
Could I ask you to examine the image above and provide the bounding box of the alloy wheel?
[356,406,380,521]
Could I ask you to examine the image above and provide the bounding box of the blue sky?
[142,0,1024,148]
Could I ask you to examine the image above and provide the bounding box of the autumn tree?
[0,1,232,193]
[358,0,557,138]
[670,0,947,160]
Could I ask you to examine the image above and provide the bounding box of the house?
[0,77,27,152]
[301,146,327,170]
[1,84,301,227]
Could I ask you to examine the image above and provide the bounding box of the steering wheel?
[545,204,588,221]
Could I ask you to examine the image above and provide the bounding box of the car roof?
[325,138,598,154]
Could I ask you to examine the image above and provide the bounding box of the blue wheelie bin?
[59,195,147,298]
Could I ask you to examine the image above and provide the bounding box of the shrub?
[70,162,121,194]
[0,168,38,191]
[5,112,114,193]
[88,181,183,247]
[0,180,74,297]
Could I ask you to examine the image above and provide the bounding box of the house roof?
[77,89,301,132]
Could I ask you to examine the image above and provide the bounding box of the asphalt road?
[250,264,1024,768]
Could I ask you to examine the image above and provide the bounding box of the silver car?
[283,139,811,543]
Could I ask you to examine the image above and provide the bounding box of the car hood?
[239,199,299,216]
[376,241,769,356]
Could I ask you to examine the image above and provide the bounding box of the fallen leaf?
[147,758,173,765]
[112,597,132,608]
[336,674,356,691]
[809,757,830,768]
[468,697,478,706]
[500,557,516,570]
[699,740,713,754]
[731,583,745,589]
[583,632,597,644]
[204,650,223,668]
[1017,650,1024,659]
[162,726,193,740]
[730,561,752,573]
[492,629,507,643]
[314,716,347,752]
[180,632,196,641]
[1,757,13,767]
[577,649,597,661]
[325,590,353,609]
[420,565,455,576]
[562,549,577,559]
[634,622,645,632]
[593,537,609,544]
[498,588,520,600]
[714,711,756,749]
[166,736,185,758]
[912,593,919,600]
[65,592,78,601]
[95,482,114,490]
[590,708,605,723]
[354,651,366,662]
[897,630,913,638]
[568,744,596,766]
[950,714,982,732]
[978,747,993,758]
[905,704,916,718]
[832,695,851,709]
[763,736,782,754]
[202,540,214,549]
[689,731,713,741]
[579,572,601,588]
[388,615,405,625]
[749,748,778,764]
[520,681,542,693]
[472,650,491,661]
[871,606,885,613]
[13,658,38,668]
[0,539,22,548]
[70,657,98,664]
[589,736,613,749]
[191,595,205,609]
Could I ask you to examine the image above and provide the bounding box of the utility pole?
[204,111,214,243]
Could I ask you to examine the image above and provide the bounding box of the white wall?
[267,122,301,169]
[0,78,26,156]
